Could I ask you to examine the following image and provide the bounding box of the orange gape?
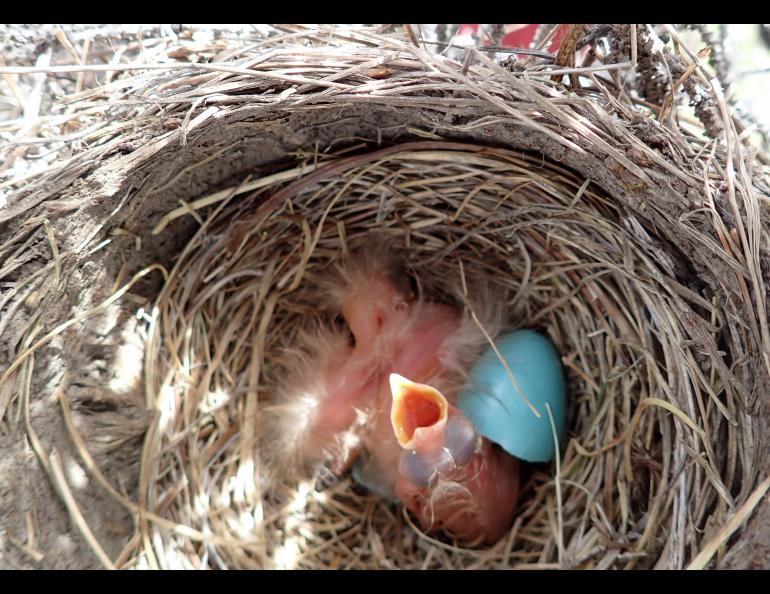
[394,390,442,442]
[292,253,521,545]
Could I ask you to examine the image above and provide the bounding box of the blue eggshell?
[456,330,566,463]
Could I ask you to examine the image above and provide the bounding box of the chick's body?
[351,298,465,496]
[268,243,520,544]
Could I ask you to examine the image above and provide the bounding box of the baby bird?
[389,373,520,545]
[264,240,521,544]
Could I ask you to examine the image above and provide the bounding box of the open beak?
[389,373,448,450]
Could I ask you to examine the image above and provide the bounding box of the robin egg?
[456,330,567,463]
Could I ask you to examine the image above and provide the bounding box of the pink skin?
[310,343,373,441]
[345,280,463,487]
[315,271,460,441]
[340,274,410,351]
[309,268,521,544]
[394,445,520,545]
[309,272,422,473]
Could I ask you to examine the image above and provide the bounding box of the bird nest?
[1,25,769,570]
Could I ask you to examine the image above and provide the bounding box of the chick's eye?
[334,314,356,345]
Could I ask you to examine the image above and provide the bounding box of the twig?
[0,61,354,90]
[48,448,116,569]
[546,403,565,566]
[686,473,770,569]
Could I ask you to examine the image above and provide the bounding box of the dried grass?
[0,24,768,570]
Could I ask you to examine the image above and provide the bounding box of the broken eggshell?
[456,329,566,463]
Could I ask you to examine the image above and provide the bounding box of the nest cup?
[1,25,769,570]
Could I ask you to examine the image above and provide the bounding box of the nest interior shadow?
[0,25,769,570]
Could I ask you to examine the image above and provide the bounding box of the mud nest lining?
[1,25,769,570]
